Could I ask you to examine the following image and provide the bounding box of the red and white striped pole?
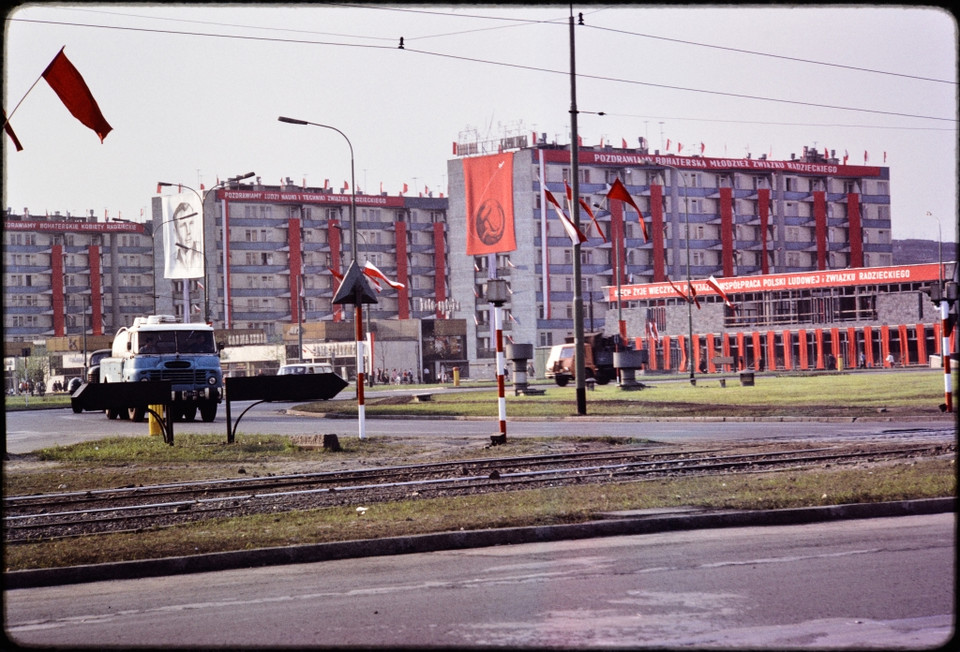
[941,299,952,413]
[356,304,367,438]
[495,302,507,442]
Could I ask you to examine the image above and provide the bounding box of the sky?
[3,3,958,244]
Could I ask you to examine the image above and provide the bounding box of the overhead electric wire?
[7,11,956,126]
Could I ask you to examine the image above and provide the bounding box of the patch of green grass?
[4,394,72,411]
[5,459,953,571]
[303,370,953,419]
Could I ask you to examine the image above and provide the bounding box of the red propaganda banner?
[464,152,516,255]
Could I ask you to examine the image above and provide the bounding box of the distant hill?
[893,239,957,265]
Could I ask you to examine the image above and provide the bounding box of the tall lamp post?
[278,115,371,438]
[157,172,255,323]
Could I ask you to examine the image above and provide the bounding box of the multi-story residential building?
[446,139,899,371]
[150,177,451,334]
[2,209,153,341]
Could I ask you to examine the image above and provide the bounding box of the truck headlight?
[207,376,218,386]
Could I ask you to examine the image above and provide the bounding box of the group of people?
[373,368,417,385]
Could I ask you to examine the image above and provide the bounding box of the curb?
[5,497,954,590]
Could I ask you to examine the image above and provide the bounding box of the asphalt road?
[5,513,953,649]
[4,400,955,454]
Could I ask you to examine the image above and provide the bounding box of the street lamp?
[279,115,370,438]
[157,172,255,323]
[278,116,358,266]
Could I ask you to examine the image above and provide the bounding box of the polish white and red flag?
[706,275,737,311]
[544,187,587,245]
[564,180,606,243]
[363,261,404,290]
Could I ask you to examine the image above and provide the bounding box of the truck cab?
[99,315,223,422]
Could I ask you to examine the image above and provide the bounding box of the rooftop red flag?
[607,178,648,242]
[41,48,112,143]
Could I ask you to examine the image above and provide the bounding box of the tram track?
[4,441,953,543]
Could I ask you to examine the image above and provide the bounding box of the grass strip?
[4,458,953,572]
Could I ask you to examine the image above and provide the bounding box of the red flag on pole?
[41,48,112,142]
[607,178,648,242]
[687,280,702,310]
[3,111,23,151]
[666,275,689,301]
[580,198,606,242]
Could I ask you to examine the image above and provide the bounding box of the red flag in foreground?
[607,178,648,241]
[544,188,587,245]
[687,279,702,309]
[706,275,737,311]
[3,111,23,151]
[665,276,690,301]
[41,48,112,142]
[580,198,607,242]
[363,261,404,290]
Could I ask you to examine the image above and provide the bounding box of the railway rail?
[4,441,953,543]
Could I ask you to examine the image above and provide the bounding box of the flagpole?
[569,9,587,416]
[2,47,62,125]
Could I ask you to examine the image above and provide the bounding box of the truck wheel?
[555,375,569,387]
[183,405,198,422]
[596,369,613,385]
[106,408,120,420]
[200,401,217,422]
[128,407,146,422]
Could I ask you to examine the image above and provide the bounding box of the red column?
[650,184,666,282]
[782,330,793,370]
[647,337,658,370]
[88,244,103,335]
[752,331,761,370]
[287,218,302,324]
[736,331,745,370]
[677,334,687,371]
[898,324,910,366]
[813,191,827,270]
[758,188,770,275]
[916,323,928,364]
[328,220,342,322]
[720,187,734,277]
[661,335,671,371]
[394,221,409,319]
[706,333,716,373]
[766,330,777,370]
[847,193,863,268]
[798,329,809,370]
[864,326,874,367]
[815,328,825,370]
[52,244,65,336]
[432,222,446,314]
